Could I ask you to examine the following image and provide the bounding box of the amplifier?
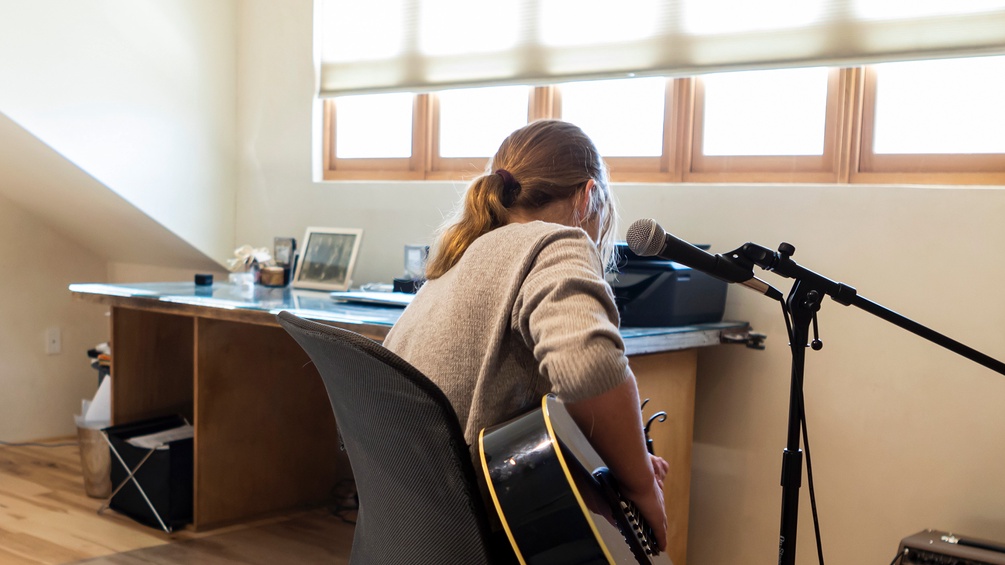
[899,530,1005,565]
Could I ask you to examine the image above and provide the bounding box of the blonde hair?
[426,120,617,279]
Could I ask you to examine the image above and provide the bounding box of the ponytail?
[426,174,511,279]
[425,120,615,279]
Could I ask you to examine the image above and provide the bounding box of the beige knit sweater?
[383,220,633,445]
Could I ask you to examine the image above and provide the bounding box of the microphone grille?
[626,219,665,257]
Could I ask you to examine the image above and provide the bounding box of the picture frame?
[273,236,297,267]
[292,227,363,292]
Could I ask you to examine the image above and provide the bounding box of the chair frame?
[277,311,509,565]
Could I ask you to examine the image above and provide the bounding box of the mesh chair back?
[277,311,500,565]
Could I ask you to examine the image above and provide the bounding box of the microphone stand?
[723,241,1005,565]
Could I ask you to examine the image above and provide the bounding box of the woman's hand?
[651,454,669,491]
[621,472,668,552]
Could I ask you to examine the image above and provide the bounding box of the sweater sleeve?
[512,228,633,402]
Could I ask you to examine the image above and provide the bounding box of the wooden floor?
[0,439,353,564]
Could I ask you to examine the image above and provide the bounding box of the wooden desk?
[71,282,753,565]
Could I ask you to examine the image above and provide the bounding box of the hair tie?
[495,169,521,194]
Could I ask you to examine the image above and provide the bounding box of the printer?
[608,243,728,327]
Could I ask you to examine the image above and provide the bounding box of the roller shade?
[315,0,1005,97]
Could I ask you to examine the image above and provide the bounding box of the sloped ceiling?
[0,111,222,270]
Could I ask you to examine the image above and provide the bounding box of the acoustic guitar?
[478,394,673,565]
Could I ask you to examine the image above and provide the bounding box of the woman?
[383,119,669,551]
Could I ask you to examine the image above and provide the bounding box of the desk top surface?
[70,282,753,355]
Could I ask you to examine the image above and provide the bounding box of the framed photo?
[292,227,363,291]
[273,236,297,267]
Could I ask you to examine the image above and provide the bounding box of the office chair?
[277,311,514,565]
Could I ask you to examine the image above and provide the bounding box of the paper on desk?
[126,424,194,450]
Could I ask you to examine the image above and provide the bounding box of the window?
[333,93,413,159]
[322,56,1005,186]
[324,93,428,180]
[430,85,532,178]
[560,78,666,157]
[856,55,1005,183]
[689,66,846,183]
[556,77,676,181]
[317,0,1005,96]
[681,0,824,35]
[701,69,829,156]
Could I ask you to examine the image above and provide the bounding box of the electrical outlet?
[45,327,61,355]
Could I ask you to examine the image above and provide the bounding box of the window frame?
[852,65,1005,185]
[686,68,849,184]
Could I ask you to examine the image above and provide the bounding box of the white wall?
[236,0,466,283]
[0,0,238,265]
[0,0,237,442]
[106,262,228,285]
[235,1,461,283]
[621,184,1005,563]
[0,195,109,442]
[0,109,225,443]
[237,1,1005,563]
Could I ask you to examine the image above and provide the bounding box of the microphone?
[626,218,783,301]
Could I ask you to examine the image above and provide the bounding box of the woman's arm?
[565,377,669,552]
[515,228,669,550]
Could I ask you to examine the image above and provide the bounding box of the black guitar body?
[479,395,672,565]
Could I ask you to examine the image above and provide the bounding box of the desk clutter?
[330,291,414,308]
[223,236,299,290]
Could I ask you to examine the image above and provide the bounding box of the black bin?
[105,415,193,531]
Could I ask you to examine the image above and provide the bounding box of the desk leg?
[631,349,697,565]
[192,317,343,529]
